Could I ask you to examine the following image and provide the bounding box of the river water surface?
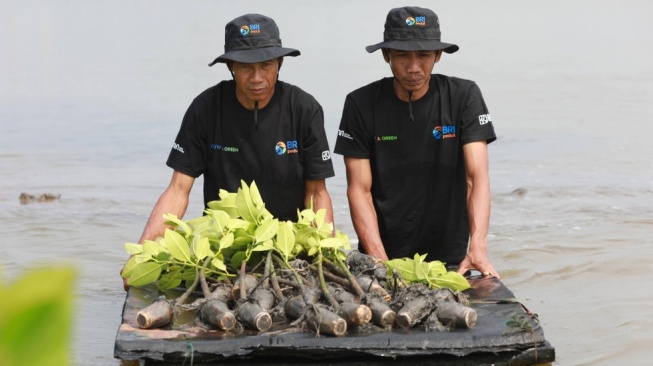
[2,1,652,365]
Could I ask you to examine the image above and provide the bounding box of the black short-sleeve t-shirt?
[167,80,335,221]
[334,75,496,264]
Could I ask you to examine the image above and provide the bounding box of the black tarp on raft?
[114,276,555,365]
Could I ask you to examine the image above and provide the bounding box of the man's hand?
[456,249,500,278]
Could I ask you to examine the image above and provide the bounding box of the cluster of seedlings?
[124,181,476,337]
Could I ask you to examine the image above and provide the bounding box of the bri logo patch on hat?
[240,23,261,36]
[406,16,426,27]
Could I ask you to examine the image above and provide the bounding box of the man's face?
[385,49,441,97]
[231,59,280,109]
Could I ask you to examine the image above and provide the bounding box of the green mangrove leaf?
[128,262,164,287]
[298,208,315,225]
[336,231,352,251]
[236,181,259,223]
[249,180,264,208]
[318,222,333,239]
[124,243,143,255]
[192,236,212,260]
[186,213,211,229]
[219,232,234,251]
[155,252,170,262]
[121,256,139,278]
[218,188,236,201]
[142,240,160,257]
[255,218,279,243]
[430,271,470,291]
[164,229,192,263]
[210,210,231,233]
[275,221,295,259]
[163,213,192,236]
[315,208,326,226]
[208,190,239,217]
[251,239,274,252]
[307,246,318,257]
[158,270,182,291]
[228,218,250,231]
[319,237,345,249]
[211,257,227,272]
[134,253,153,264]
[230,251,247,271]
[427,260,447,277]
[385,254,470,291]
[178,268,199,281]
[385,258,418,282]
[294,226,314,245]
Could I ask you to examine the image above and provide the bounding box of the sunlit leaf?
[255,218,279,243]
[251,239,274,252]
[163,213,192,236]
[134,253,152,264]
[142,240,160,257]
[427,260,447,277]
[211,257,227,272]
[298,209,315,225]
[192,236,212,260]
[124,243,143,255]
[236,181,259,223]
[336,231,351,251]
[128,262,164,287]
[210,209,231,233]
[186,214,211,229]
[164,229,191,263]
[228,218,250,231]
[414,260,430,282]
[249,181,264,208]
[430,271,470,291]
[121,256,138,278]
[384,254,469,292]
[319,237,345,249]
[295,227,314,245]
[275,221,295,260]
[219,232,234,251]
[307,246,318,257]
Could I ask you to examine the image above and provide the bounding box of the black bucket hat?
[366,7,459,54]
[208,14,300,66]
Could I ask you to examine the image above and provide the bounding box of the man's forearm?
[139,187,190,243]
[348,188,388,260]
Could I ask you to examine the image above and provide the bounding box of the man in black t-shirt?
[123,14,335,288]
[334,6,499,278]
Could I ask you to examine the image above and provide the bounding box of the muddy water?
[2,1,652,365]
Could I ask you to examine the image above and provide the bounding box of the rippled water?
[2,1,652,365]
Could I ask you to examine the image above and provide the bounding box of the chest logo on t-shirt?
[275,140,298,155]
[374,135,398,142]
[432,125,456,140]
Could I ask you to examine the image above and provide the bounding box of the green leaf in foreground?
[0,266,75,366]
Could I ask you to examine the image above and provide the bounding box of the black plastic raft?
[114,276,555,365]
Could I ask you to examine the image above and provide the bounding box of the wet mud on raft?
[114,274,555,365]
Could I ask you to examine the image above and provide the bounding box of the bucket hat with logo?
[366,6,459,54]
[209,14,300,66]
